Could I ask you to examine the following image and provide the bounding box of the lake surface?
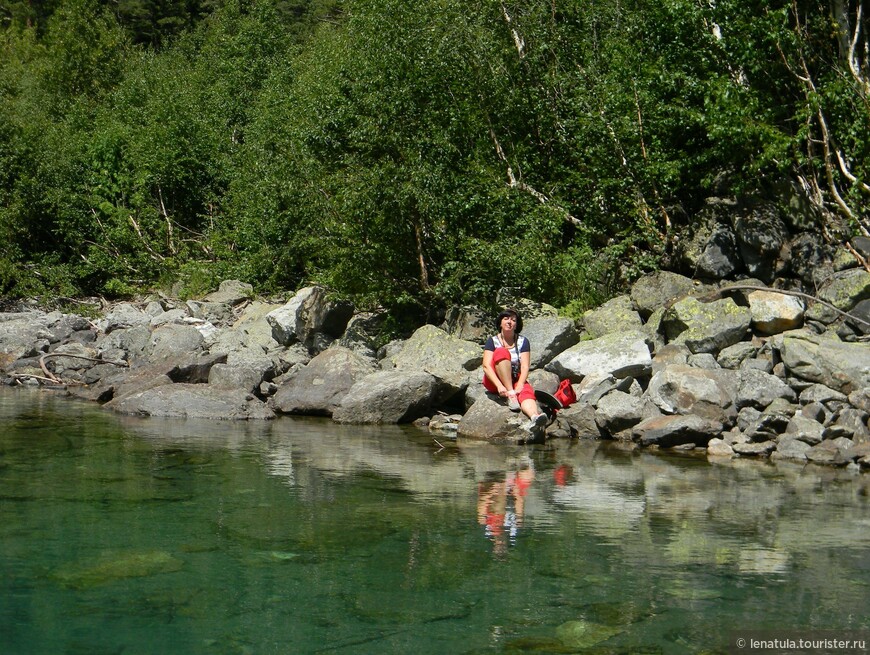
[1,389,869,654]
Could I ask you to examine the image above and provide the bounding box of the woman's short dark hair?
[495,308,523,334]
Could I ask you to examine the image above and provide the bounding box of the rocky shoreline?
[1,266,868,471]
[3,191,870,470]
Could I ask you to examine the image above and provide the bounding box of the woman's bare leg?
[520,397,541,419]
[494,359,513,394]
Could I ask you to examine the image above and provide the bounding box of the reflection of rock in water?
[738,546,790,574]
[664,528,751,569]
[105,407,870,591]
[264,449,295,485]
[116,414,273,452]
[552,480,646,538]
[270,421,474,499]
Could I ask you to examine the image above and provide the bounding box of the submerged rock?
[53,550,183,589]
[554,619,624,649]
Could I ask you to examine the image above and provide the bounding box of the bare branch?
[688,284,870,328]
[128,214,166,262]
[846,240,870,270]
[834,148,870,194]
[488,126,580,225]
[413,218,430,292]
[157,186,177,255]
[632,82,671,232]
[500,2,525,60]
[40,352,129,367]
[832,0,870,96]
[9,373,67,386]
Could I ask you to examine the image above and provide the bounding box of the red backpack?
[553,379,576,408]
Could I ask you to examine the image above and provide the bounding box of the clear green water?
[1,389,869,655]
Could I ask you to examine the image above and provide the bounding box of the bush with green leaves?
[1,0,867,317]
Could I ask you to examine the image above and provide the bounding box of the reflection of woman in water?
[477,463,536,556]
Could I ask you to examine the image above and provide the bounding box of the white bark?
[500,2,525,60]
[831,0,870,96]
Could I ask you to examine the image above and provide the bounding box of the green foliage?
[0,0,867,315]
[41,0,131,104]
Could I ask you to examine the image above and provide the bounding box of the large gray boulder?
[208,349,282,394]
[777,331,870,393]
[0,312,52,366]
[828,408,870,443]
[546,331,652,381]
[633,414,723,448]
[185,299,234,325]
[150,308,192,328]
[744,398,796,441]
[799,383,848,407]
[662,296,751,354]
[844,298,870,336]
[806,438,855,465]
[202,279,254,306]
[272,347,375,416]
[557,402,602,439]
[229,301,285,350]
[105,383,274,420]
[267,286,354,351]
[747,289,805,335]
[581,296,643,338]
[520,317,580,369]
[771,436,812,462]
[735,368,797,410]
[805,268,870,324]
[646,364,737,425]
[42,310,94,344]
[574,373,622,405]
[630,271,695,319]
[43,342,99,379]
[332,370,437,424]
[94,324,153,365]
[594,391,649,436]
[787,232,835,285]
[676,202,742,279]
[784,414,825,445]
[457,394,544,444]
[494,289,559,319]
[86,352,228,405]
[733,440,778,457]
[733,201,788,282]
[335,312,386,360]
[388,325,481,401]
[716,341,758,369]
[99,303,152,333]
[149,323,205,361]
[441,306,490,343]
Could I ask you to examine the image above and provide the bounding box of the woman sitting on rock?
[482,308,547,432]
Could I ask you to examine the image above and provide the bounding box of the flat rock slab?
[633,414,723,448]
[106,383,274,420]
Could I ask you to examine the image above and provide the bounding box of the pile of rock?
[0,233,868,471]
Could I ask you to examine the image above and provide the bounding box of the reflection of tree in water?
[477,462,535,557]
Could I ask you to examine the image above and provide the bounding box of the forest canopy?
[1,0,868,320]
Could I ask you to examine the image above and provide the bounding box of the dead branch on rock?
[9,373,68,386]
[34,352,130,386]
[702,283,870,329]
